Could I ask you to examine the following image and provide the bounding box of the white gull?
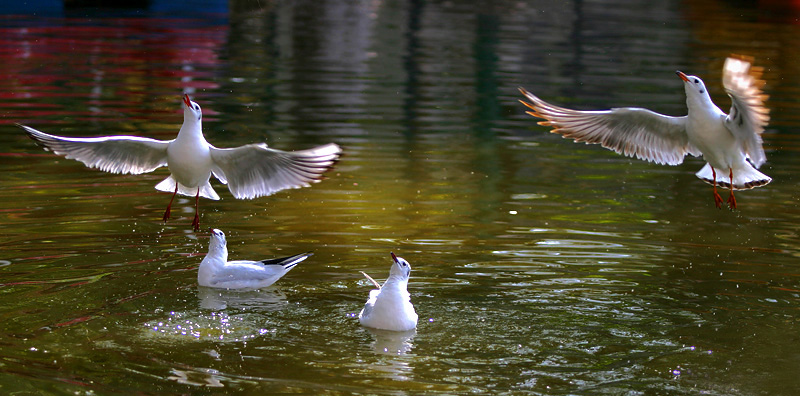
[358,253,418,332]
[519,55,770,209]
[19,94,342,230]
[199,228,311,289]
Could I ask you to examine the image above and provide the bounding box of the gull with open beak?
[19,94,342,230]
[519,55,771,209]
[358,253,418,332]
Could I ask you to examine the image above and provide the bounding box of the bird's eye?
[693,78,699,84]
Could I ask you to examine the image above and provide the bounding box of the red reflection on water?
[0,16,228,126]
[54,315,94,328]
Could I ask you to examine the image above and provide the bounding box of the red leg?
[191,187,201,232]
[727,168,737,210]
[711,167,723,209]
[163,184,178,222]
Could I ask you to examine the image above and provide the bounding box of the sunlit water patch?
[143,310,276,342]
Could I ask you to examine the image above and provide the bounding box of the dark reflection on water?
[2,0,800,394]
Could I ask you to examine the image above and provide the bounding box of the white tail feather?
[155,176,220,200]
[695,163,771,190]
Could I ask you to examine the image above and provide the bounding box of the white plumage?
[358,253,418,332]
[520,55,771,209]
[198,228,311,289]
[19,94,341,230]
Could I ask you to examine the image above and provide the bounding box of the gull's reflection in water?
[362,327,417,380]
[364,327,416,355]
[168,368,224,387]
[197,286,289,311]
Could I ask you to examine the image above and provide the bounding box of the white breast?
[359,284,418,332]
[167,133,212,187]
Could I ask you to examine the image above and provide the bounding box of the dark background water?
[1,0,800,394]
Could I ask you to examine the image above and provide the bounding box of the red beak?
[391,252,398,263]
[183,94,191,108]
[676,71,689,82]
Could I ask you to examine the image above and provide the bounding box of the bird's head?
[389,252,412,280]
[183,94,202,122]
[676,71,708,96]
[209,228,227,250]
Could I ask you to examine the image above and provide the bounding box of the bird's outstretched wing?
[519,88,699,165]
[722,55,770,168]
[209,142,341,199]
[19,124,169,174]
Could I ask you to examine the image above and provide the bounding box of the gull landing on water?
[199,228,311,289]
[519,55,771,209]
[358,253,418,332]
[19,94,342,230]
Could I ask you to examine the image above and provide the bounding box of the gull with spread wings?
[520,55,770,209]
[19,94,341,230]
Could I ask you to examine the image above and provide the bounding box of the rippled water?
[2,0,800,394]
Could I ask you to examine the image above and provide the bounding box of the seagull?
[519,55,771,209]
[198,228,311,289]
[18,94,342,230]
[358,253,418,332]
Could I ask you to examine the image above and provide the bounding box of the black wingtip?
[259,251,314,267]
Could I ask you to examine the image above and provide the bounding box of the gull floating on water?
[199,228,311,289]
[358,253,418,332]
[519,55,770,209]
[18,94,342,230]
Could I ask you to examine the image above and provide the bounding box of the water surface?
[2,0,800,394]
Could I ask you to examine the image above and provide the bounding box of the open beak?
[183,94,191,108]
[676,71,689,82]
[391,252,399,263]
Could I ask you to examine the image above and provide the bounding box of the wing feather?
[722,55,770,168]
[209,142,341,200]
[519,88,698,165]
[19,124,169,174]
[214,261,281,283]
[258,252,313,270]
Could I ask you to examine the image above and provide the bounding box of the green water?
[1,0,800,394]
